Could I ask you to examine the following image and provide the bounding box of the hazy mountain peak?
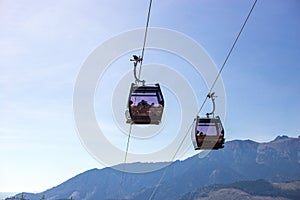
[274,135,289,141]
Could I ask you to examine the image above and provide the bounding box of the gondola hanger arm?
[131,55,145,85]
[206,92,217,118]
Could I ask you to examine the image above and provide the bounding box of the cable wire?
[119,1,154,198]
[207,0,258,99]
[148,119,196,200]
[147,0,257,199]
[118,123,133,200]
[138,0,153,80]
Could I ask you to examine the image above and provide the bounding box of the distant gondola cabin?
[127,83,164,124]
[192,116,225,150]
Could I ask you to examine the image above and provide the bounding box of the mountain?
[128,136,300,199]
[13,136,300,200]
[179,179,300,200]
[0,193,17,200]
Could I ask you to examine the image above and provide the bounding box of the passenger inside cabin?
[138,99,150,106]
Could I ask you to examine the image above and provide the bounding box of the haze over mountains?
[11,135,300,200]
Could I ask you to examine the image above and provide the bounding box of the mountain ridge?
[12,135,300,200]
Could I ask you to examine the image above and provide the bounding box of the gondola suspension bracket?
[130,55,145,86]
[206,92,217,118]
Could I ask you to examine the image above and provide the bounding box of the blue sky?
[1,0,300,193]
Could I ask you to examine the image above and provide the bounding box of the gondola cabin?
[126,83,164,124]
[192,116,225,150]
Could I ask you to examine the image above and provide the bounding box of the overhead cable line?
[118,0,154,199]
[147,0,258,199]
[118,123,133,199]
[138,0,153,80]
